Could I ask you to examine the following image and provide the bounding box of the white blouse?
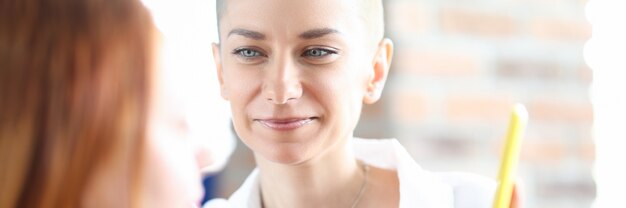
[205,138,496,208]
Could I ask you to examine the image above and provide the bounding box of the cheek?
[223,69,262,113]
[229,102,248,130]
[320,70,366,126]
[143,135,202,206]
[144,106,203,205]
[310,74,351,119]
[225,84,251,121]
[223,66,261,97]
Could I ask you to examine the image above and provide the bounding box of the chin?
[258,142,315,165]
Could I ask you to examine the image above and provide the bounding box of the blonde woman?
[207,0,520,207]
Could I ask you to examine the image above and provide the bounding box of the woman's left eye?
[303,48,336,57]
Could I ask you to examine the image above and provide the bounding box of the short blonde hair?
[216,0,385,43]
[359,0,385,43]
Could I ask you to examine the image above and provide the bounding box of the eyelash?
[232,48,265,58]
[231,47,339,61]
[304,48,338,59]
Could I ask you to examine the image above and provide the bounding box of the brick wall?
[355,0,594,207]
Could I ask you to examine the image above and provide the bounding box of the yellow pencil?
[493,104,528,208]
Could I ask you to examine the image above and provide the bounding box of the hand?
[510,183,522,208]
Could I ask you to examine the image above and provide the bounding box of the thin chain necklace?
[351,162,369,208]
[260,162,370,208]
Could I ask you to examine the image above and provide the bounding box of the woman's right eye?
[237,49,260,58]
[231,48,267,64]
[233,48,263,58]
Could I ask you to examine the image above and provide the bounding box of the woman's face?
[215,0,376,165]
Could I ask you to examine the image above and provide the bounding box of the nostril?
[266,96,296,104]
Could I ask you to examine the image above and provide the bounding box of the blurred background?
[365,0,594,207]
[142,0,626,207]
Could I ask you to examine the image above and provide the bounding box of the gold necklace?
[260,162,370,208]
[351,162,369,208]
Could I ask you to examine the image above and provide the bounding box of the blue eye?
[234,48,262,58]
[305,48,331,57]
[232,47,267,64]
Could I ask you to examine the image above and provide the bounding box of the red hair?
[0,0,156,207]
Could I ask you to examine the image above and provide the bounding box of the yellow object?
[493,104,528,208]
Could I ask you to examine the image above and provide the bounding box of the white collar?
[352,138,455,208]
[214,138,456,208]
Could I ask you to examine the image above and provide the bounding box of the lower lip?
[256,118,315,131]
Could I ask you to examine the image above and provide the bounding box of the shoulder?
[203,169,261,208]
[435,172,496,208]
[203,198,230,208]
[352,138,495,207]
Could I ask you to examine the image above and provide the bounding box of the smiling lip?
[255,117,316,131]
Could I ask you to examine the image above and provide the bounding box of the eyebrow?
[228,28,266,40]
[227,27,340,40]
[299,28,340,39]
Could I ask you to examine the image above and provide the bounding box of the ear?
[212,43,229,100]
[363,38,393,104]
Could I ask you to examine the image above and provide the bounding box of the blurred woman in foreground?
[0,0,209,207]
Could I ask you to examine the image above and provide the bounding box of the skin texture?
[213,0,396,207]
[215,0,388,168]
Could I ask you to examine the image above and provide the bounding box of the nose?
[262,58,303,104]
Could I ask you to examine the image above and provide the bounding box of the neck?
[256,138,365,208]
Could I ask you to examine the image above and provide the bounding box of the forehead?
[219,0,364,40]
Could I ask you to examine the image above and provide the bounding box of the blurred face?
[214,0,385,164]
[140,38,209,208]
[82,35,211,208]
